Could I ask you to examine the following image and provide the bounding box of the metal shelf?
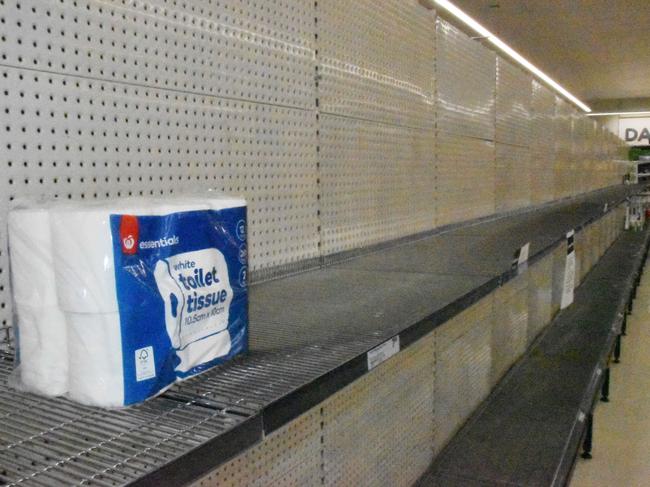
[417,224,650,487]
[0,185,639,486]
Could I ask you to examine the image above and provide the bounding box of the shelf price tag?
[511,242,530,273]
[561,230,576,309]
[367,336,400,370]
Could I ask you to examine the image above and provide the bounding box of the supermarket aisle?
[571,261,650,487]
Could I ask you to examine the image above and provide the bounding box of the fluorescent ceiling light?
[432,0,592,113]
[587,111,650,117]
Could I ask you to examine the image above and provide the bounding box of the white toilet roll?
[8,208,59,306]
[67,312,124,407]
[9,207,68,396]
[51,201,130,313]
[15,304,68,396]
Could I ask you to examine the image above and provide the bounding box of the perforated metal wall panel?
[322,332,436,487]
[316,0,437,255]
[527,253,553,345]
[495,142,531,212]
[190,407,322,487]
[319,114,436,255]
[317,0,436,128]
[0,0,321,346]
[0,66,320,273]
[554,98,575,199]
[436,132,495,226]
[530,81,557,149]
[530,148,555,205]
[0,0,316,110]
[436,19,496,140]
[491,272,529,385]
[434,295,493,451]
[496,58,531,147]
[589,222,602,272]
[530,81,556,205]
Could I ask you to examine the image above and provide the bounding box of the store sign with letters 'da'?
[619,117,650,146]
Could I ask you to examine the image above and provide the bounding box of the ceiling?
[452,0,650,106]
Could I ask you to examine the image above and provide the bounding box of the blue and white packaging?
[10,194,248,407]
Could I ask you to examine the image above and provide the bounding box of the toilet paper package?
[8,204,68,397]
[9,194,248,407]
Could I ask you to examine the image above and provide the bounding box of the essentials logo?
[139,235,180,250]
[120,215,139,255]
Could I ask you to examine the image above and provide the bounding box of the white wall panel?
[554,97,575,199]
[436,133,495,225]
[436,19,496,140]
[527,254,553,345]
[318,0,436,128]
[434,295,493,450]
[0,0,316,109]
[496,143,531,212]
[320,114,436,255]
[190,407,322,487]
[0,67,320,276]
[496,58,532,147]
[530,81,556,204]
[0,0,320,340]
[323,333,436,487]
[491,273,529,386]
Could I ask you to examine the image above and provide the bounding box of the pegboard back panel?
[491,272,529,386]
[495,142,531,212]
[553,97,575,199]
[190,407,322,487]
[434,294,493,452]
[436,19,496,140]
[0,0,316,109]
[530,81,557,148]
[318,0,436,128]
[530,148,555,205]
[322,332,436,487]
[0,64,320,347]
[496,57,532,147]
[319,114,436,255]
[527,251,553,345]
[436,132,495,226]
[0,66,320,270]
[530,81,556,205]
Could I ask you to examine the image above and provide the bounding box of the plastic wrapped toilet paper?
[50,200,159,313]
[8,207,68,396]
[17,194,249,407]
[67,312,125,407]
[8,208,60,305]
[14,304,68,396]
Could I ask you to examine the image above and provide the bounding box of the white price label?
[367,336,400,370]
[517,242,530,266]
[561,230,576,310]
